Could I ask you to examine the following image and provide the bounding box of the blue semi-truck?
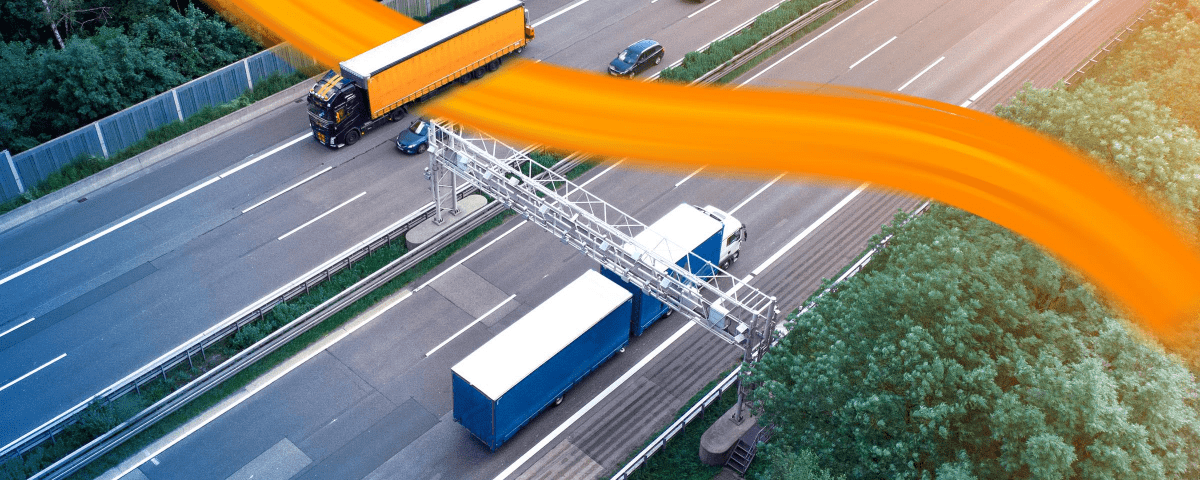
[451,204,745,450]
[603,204,746,336]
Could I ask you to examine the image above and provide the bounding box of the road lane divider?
[0,317,36,340]
[961,0,1102,107]
[426,294,516,357]
[495,181,867,479]
[848,35,895,70]
[0,176,219,288]
[674,167,705,188]
[0,353,66,394]
[277,191,366,241]
[1,133,310,288]
[898,56,944,92]
[242,166,334,214]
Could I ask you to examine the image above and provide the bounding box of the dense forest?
[749,0,1200,478]
[0,0,261,154]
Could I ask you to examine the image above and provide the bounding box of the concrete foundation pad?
[699,405,757,466]
[405,194,488,249]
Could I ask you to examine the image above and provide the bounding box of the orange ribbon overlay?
[225,0,1200,343]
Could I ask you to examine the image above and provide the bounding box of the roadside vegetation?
[658,0,864,84]
[0,0,261,154]
[0,148,573,479]
[0,71,310,216]
[746,0,1200,478]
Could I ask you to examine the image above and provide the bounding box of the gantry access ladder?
[426,122,779,420]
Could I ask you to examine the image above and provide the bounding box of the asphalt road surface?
[0,0,1148,476]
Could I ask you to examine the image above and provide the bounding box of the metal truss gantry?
[428,122,778,422]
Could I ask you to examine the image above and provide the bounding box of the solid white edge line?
[0,133,309,287]
[0,317,36,339]
[277,191,367,241]
[426,294,517,357]
[740,0,882,86]
[532,0,592,27]
[112,290,412,479]
[0,353,67,393]
[416,220,529,292]
[8,202,444,456]
[496,176,862,478]
[494,322,696,480]
[242,166,333,214]
[898,56,945,92]
[0,175,221,288]
[729,173,785,215]
[674,167,705,188]
[751,183,867,276]
[578,160,624,188]
[219,134,309,179]
[848,35,896,70]
[966,0,1102,102]
[687,0,724,19]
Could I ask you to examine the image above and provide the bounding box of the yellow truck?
[307,0,534,148]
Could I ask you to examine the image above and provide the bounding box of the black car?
[608,39,664,77]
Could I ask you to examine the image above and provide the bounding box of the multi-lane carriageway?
[0,0,1148,478]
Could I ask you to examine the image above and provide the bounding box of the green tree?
[131,4,258,78]
[995,80,1200,238]
[0,39,43,151]
[36,27,183,133]
[748,206,1200,479]
[758,447,847,480]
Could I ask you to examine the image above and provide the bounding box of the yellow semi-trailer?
[307,0,534,148]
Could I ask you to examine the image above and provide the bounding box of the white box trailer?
[452,269,633,450]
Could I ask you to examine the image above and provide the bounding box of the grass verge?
[0,71,312,217]
[603,371,737,480]
[0,150,586,479]
[658,0,864,85]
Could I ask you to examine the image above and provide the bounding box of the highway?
[0,0,1147,476]
[0,0,786,457]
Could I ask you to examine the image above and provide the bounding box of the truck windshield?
[307,102,328,119]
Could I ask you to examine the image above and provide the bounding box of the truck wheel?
[486,59,501,72]
[731,251,740,264]
[387,107,406,122]
[345,129,360,146]
[471,69,484,79]
[663,309,673,318]
[553,395,564,407]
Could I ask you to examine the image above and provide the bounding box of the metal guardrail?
[1063,1,1160,86]
[18,153,584,479]
[608,201,930,480]
[692,0,852,85]
[610,367,742,480]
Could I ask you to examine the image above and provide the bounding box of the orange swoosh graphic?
[227,0,1200,343]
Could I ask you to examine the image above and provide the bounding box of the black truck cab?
[307,71,402,148]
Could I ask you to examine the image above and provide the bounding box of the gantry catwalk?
[426,121,779,421]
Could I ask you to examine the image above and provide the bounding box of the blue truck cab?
[602,204,745,336]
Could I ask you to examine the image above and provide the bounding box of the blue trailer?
[451,269,634,451]
[601,204,743,336]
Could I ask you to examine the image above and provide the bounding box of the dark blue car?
[608,39,665,77]
[396,119,429,154]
